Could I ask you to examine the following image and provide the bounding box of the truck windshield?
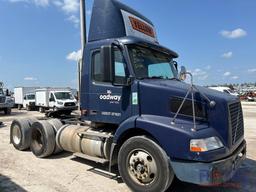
[0,89,4,95]
[54,92,73,100]
[27,94,35,100]
[128,45,178,79]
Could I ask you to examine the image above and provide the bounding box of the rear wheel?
[118,136,174,192]
[18,104,22,110]
[30,120,56,158]
[39,107,45,113]
[26,105,31,111]
[4,108,11,115]
[10,118,37,150]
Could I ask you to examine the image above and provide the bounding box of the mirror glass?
[179,66,187,81]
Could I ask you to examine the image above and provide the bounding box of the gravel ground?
[0,102,255,192]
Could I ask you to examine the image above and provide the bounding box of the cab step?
[74,153,109,164]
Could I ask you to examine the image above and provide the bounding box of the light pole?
[78,0,86,109]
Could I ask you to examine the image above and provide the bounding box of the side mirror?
[179,66,187,81]
[101,45,114,82]
[173,61,178,71]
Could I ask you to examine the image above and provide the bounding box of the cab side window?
[114,50,126,84]
[92,51,104,82]
[92,49,127,84]
[50,93,55,102]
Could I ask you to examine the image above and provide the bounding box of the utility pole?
[78,0,86,109]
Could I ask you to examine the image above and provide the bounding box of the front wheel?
[118,136,174,192]
[26,105,31,111]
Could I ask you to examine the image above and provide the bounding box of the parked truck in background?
[208,86,239,97]
[14,87,39,110]
[0,82,13,115]
[10,1,246,191]
[35,88,77,114]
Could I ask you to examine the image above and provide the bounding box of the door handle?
[90,110,98,115]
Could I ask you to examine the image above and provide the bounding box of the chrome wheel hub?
[128,150,157,185]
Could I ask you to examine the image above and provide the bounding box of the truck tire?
[18,104,22,110]
[10,118,35,150]
[39,107,45,113]
[47,119,63,154]
[118,136,174,192]
[26,105,31,111]
[30,120,56,158]
[4,108,11,115]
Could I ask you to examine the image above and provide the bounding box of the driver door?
[49,93,56,108]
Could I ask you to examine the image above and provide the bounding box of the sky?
[0,0,255,90]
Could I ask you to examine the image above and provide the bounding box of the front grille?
[64,102,76,107]
[0,96,5,103]
[228,102,244,145]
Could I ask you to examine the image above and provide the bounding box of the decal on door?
[132,92,138,105]
[99,90,121,104]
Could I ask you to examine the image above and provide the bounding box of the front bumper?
[0,103,13,109]
[170,140,246,185]
[56,106,78,111]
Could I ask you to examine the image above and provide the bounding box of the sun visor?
[88,0,158,43]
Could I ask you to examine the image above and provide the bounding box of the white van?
[35,88,77,113]
[14,87,39,110]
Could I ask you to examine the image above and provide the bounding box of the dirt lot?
[0,103,256,192]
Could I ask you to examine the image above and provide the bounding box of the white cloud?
[231,76,239,80]
[248,68,256,73]
[8,0,49,7]
[24,77,37,81]
[205,65,211,70]
[220,28,247,39]
[54,0,79,14]
[223,72,231,76]
[222,51,233,59]
[67,49,82,61]
[191,68,209,80]
[8,0,80,26]
[67,15,79,26]
[34,0,49,7]
[8,0,28,2]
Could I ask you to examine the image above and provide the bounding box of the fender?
[114,114,193,160]
[113,115,138,143]
[114,114,224,161]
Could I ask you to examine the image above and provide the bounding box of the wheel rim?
[32,129,43,150]
[127,149,157,186]
[12,125,21,145]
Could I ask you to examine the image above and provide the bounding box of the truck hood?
[138,79,241,148]
[139,79,238,103]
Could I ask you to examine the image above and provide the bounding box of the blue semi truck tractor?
[10,0,246,191]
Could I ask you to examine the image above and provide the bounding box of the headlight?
[190,137,224,152]
[57,101,64,105]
